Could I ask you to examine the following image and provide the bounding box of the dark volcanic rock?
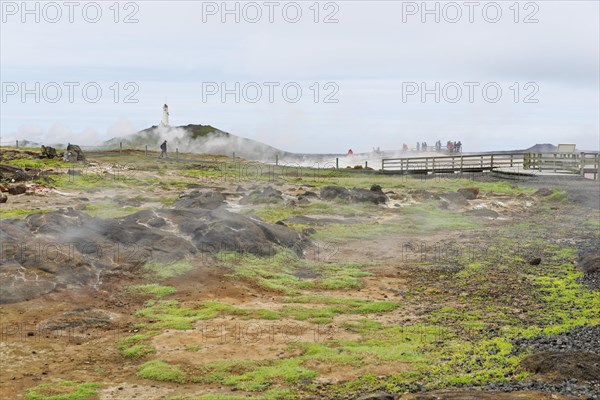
[409,189,437,202]
[512,325,600,355]
[463,209,499,219]
[240,186,283,204]
[173,190,225,210]
[577,242,600,290]
[534,188,553,197]
[0,164,30,182]
[40,145,58,159]
[439,192,468,209]
[320,186,387,204]
[320,186,351,201]
[0,207,310,303]
[521,351,600,383]
[400,390,574,399]
[578,252,599,274]
[458,187,480,200]
[8,184,27,195]
[63,143,86,163]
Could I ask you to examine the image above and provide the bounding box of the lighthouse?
[161,104,169,127]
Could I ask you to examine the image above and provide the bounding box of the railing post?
[176,148,179,160]
[145,145,148,157]
[580,152,585,176]
[336,157,339,169]
[491,154,494,170]
[365,161,368,169]
[120,142,122,154]
[275,154,278,166]
[16,140,18,148]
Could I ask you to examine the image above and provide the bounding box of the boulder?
[439,192,468,209]
[0,207,310,303]
[409,189,437,202]
[0,192,6,203]
[173,191,225,210]
[40,145,58,159]
[320,186,352,201]
[240,186,283,204]
[0,164,29,182]
[521,351,600,382]
[8,184,26,195]
[320,185,387,204]
[457,187,479,200]
[63,143,86,163]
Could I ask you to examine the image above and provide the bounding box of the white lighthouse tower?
[160,104,169,127]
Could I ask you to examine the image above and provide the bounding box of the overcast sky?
[1,0,598,153]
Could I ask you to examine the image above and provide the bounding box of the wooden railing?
[523,152,599,179]
[381,152,599,180]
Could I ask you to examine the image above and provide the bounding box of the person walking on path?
[160,140,168,158]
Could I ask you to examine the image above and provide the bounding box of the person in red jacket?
[347,149,353,155]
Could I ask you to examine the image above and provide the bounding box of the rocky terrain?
[0,147,598,400]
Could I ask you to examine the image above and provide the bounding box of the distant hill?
[103,124,290,161]
[523,143,558,153]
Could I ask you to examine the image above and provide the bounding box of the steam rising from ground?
[109,125,445,168]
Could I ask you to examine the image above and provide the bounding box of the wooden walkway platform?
[381,152,599,180]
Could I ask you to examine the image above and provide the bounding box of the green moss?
[0,208,49,220]
[116,330,160,358]
[84,203,141,219]
[138,360,187,383]
[128,284,176,298]
[544,189,568,202]
[220,250,374,295]
[25,381,100,400]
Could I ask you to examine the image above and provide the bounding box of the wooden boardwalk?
[381,152,600,180]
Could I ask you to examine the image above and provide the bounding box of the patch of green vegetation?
[84,203,142,219]
[116,330,160,358]
[584,216,600,228]
[25,381,100,400]
[312,203,479,242]
[544,189,568,202]
[128,284,176,298]
[0,208,49,220]
[219,250,373,294]
[168,390,298,400]
[311,202,478,242]
[4,157,71,169]
[49,171,139,190]
[138,360,187,383]
[143,260,194,280]
[135,296,399,329]
[159,196,178,205]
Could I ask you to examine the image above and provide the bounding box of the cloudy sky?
[1,0,598,153]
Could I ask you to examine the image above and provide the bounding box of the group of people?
[446,140,462,153]
[401,140,462,153]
